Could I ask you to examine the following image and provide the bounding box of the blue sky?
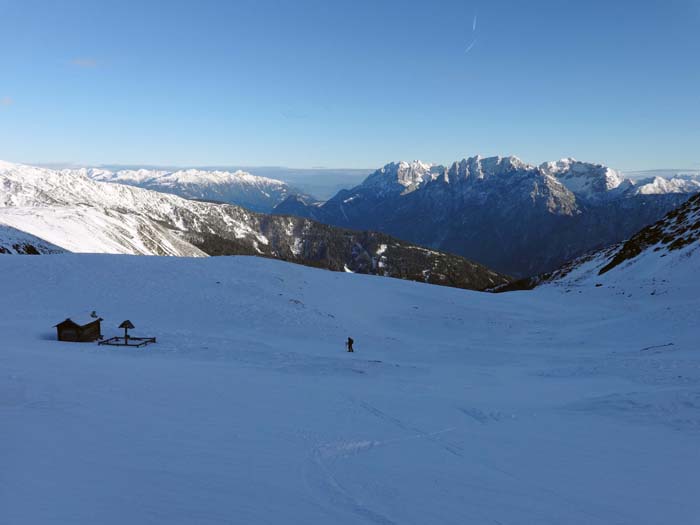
[0,0,699,170]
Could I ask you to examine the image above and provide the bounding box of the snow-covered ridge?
[0,160,266,256]
[539,157,626,199]
[82,167,287,188]
[363,155,700,201]
[355,154,697,198]
[64,166,296,212]
[630,175,700,196]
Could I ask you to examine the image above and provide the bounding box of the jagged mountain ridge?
[274,156,700,277]
[69,166,301,212]
[0,160,508,290]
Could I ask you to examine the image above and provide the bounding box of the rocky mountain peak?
[540,158,625,199]
[361,160,438,195]
[446,155,534,183]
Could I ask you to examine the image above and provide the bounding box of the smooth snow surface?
[2,254,699,524]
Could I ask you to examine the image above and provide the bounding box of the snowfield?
[2,254,699,524]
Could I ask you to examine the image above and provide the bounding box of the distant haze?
[621,169,700,181]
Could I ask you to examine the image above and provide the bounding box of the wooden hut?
[55,313,103,342]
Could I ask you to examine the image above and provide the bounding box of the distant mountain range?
[65,167,301,213]
[60,165,373,205]
[0,160,508,291]
[274,156,700,277]
[5,156,698,286]
[622,168,700,181]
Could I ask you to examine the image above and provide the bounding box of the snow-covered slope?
[0,160,508,290]
[0,206,207,256]
[276,155,700,276]
[544,192,700,289]
[1,253,698,524]
[0,224,64,254]
[71,166,298,212]
[507,192,700,294]
[0,160,230,256]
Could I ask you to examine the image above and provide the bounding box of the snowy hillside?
[72,166,299,212]
[2,253,699,524]
[549,192,700,288]
[0,160,230,256]
[0,224,64,254]
[508,192,700,293]
[276,155,700,276]
[0,160,507,290]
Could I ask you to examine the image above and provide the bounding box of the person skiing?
[346,337,354,353]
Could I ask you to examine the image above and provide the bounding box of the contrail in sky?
[464,12,478,55]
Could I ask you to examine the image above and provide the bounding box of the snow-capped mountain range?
[0,160,507,290]
[68,166,300,212]
[275,156,700,277]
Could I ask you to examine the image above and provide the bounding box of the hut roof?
[56,312,103,327]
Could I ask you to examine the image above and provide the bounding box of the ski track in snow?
[303,425,461,525]
[355,399,464,457]
[304,439,398,525]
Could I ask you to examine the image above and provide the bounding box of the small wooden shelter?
[55,312,103,342]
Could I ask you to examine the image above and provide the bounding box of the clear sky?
[0,0,698,170]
